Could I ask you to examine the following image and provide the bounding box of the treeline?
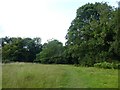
[1,2,120,67]
[1,37,42,63]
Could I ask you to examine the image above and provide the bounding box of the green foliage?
[65,2,119,66]
[110,2,120,59]
[94,62,120,69]
[36,39,64,64]
[50,55,65,64]
[2,37,42,63]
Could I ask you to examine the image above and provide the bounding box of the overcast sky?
[0,0,118,44]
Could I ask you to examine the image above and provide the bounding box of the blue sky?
[0,0,118,44]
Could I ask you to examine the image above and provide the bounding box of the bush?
[33,59,41,63]
[94,61,120,69]
[2,59,11,63]
[50,55,66,64]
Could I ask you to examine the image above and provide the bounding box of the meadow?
[2,63,118,88]
[0,64,2,89]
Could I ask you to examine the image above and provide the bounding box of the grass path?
[2,63,118,88]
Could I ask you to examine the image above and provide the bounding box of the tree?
[2,37,42,63]
[109,1,120,60]
[65,2,116,66]
[36,39,64,64]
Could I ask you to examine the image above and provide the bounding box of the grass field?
[0,64,2,89]
[2,63,118,88]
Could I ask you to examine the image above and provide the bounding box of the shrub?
[94,61,120,69]
[2,59,11,63]
[50,55,66,64]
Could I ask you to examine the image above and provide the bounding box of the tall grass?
[0,64,2,89]
[2,63,118,88]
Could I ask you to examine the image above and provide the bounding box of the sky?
[0,0,118,44]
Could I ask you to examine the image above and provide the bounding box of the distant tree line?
[1,37,42,63]
[1,2,120,67]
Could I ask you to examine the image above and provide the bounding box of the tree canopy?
[2,37,42,63]
[36,39,65,64]
[65,2,119,66]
